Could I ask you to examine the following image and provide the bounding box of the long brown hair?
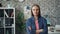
[31,4,41,17]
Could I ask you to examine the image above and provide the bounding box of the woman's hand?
[36,29,43,34]
[28,26,43,34]
[28,26,31,30]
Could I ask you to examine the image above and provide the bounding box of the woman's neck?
[34,16,38,20]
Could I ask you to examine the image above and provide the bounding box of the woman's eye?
[32,9,35,11]
[36,9,39,10]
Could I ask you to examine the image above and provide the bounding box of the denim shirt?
[26,16,48,34]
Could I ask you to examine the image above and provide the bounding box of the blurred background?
[0,0,60,34]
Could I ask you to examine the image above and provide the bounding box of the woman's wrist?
[39,29,43,32]
[36,29,43,33]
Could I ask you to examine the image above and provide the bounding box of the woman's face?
[32,6,39,16]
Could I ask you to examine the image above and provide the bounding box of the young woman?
[26,4,48,34]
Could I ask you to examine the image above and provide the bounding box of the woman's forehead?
[32,6,39,9]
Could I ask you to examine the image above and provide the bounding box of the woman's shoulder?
[26,17,33,24]
[27,17,33,21]
[39,16,47,21]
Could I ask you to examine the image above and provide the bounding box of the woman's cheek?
[33,11,36,15]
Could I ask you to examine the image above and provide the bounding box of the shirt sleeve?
[26,19,36,34]
[26,20,31,34]
[40,18,48,34]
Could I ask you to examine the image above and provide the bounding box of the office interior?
[0,0,60,34]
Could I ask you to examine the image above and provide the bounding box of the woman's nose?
[35,10,37,12]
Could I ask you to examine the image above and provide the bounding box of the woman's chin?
[34,15,38,16]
